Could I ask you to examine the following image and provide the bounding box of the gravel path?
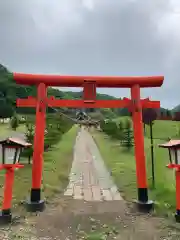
[64,127,122,201]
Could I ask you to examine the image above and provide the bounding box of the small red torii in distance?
[13,73,164,212]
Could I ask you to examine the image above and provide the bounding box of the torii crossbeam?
[14,73,164,212]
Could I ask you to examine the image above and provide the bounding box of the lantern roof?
[0,137,32,147]
[159,139,180,149]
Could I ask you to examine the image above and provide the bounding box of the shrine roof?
[159,140,180,148]
[0,137,32,147]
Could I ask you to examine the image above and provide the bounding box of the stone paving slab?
[92,186,102,201]
[83,188,93,201]
[64,188,73,196]
[73,185,83,200]
[64,127,122,201]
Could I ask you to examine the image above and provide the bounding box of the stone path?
[64,127,122,201]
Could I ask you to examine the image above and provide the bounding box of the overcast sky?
[0,0,180,109]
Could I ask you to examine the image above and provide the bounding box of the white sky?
[0,0,180,109]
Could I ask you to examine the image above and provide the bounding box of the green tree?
[122,119,134,149]
[116,120,124,144]
[166,110,171,117]
[10,114,19,131]
[25,123,34,143]
[103,120,118,138]
[23,123,34,164]
[44,113,73,150]
[100,120,106,131]
[0,100,14,120]
[118,108,131,117]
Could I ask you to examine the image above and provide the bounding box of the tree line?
[0,63,176,121]
[9,113,74,164]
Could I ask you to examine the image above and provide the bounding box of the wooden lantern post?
[13,73,164,212]
[0,138,31,224]
[159,140,180,222]
[0,164,24,224]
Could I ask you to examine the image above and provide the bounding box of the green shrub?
[103,120,118,139]
[121,119,134,149]
[21,122,34,164]
[101,118,134,150]
[10,114,19,131]
[21,113,74,163]
[116,120,124,144]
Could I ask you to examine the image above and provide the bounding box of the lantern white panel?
[15,149,21,163]
[177,150,180,165]
[5,148,16,164]
[170,149,176,164]
[0,145,2,164]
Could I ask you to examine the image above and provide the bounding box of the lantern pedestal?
[135,200,154,212]
[26,189,45,212]
[0,164,24,225]
[165,165,180,223]
[135,188,154,212]
[175,210,180,223]
[0,210,12,225]
[175,169,180,223]
[26,200,45,212]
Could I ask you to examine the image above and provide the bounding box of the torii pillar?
[131,84,152,211]
[29,83,47,211]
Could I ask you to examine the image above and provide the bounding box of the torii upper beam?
[13,73,164,88]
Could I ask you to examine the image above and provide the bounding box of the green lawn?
[145,120,179,139]
[92,120,179,216]
[115,117,179,139]
[0,125,77,209]
[0,123,25,138]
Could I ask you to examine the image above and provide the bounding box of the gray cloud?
[0,0,179,108]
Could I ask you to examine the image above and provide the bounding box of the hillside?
[172,105,180,113]
[0,64,119,118]
[0,64,169,119]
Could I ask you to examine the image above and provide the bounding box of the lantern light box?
[159,139,180,167]
[0,137,32,165]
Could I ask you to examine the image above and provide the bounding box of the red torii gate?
[13,73,164,212]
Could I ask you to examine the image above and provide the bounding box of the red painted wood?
[13,73,164,88]
[0,164,24,210]
[131,84,147,189]
[16,98,160,109]
[2,169,14,210]
[176,170,180,210]
[167,164,180,169]
[31,83,47,189]
[16,97,37,107]
[0,164,24,170]
[83,81,96,101]
[13,71,164,208]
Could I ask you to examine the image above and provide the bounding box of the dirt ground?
[1,196,180,240]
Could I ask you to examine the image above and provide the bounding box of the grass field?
[0,125,77,210]
[145,120,180,140]
[92,119,179,216]
[0,123,25,138]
